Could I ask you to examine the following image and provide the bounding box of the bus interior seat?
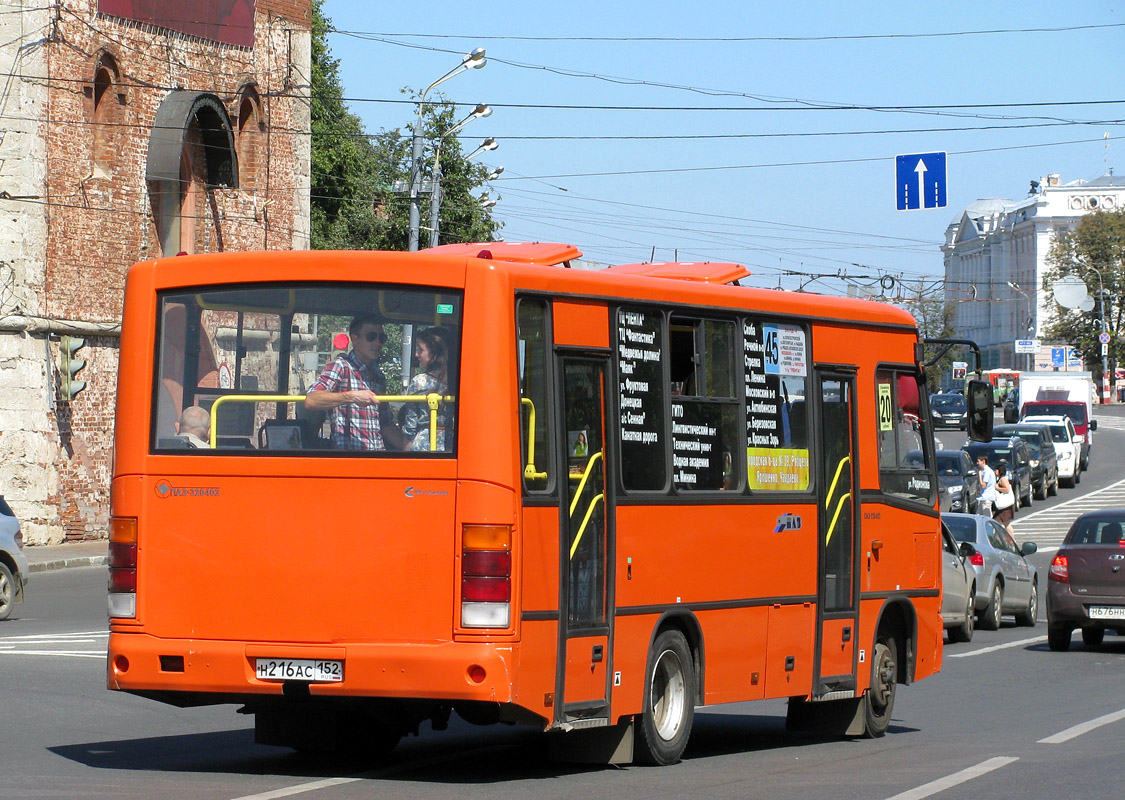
[157,437,193,449]
[216,436,254,449]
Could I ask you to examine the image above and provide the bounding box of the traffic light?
[330,331,350,361]
[59,335,87,401]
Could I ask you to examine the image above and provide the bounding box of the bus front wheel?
[635,629,695,765]
[862,637,897,738]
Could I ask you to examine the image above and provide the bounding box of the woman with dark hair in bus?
[400,327,451,451]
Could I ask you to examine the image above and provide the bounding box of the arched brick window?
[236,85,263,191]
[90,53,123,176]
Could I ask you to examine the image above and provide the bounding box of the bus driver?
[305,314,405,451]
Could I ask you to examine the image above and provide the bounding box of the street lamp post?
[1085,266,1112,404]
[1007,281,1034,372]
[427,104,492,248]
[408,48,486,252]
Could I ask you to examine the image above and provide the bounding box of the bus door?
[556,356,614,727]
[814,370,860,697]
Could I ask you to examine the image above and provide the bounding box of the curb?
[28,555,109,573]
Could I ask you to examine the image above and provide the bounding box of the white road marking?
[884,756,1019,800]
[0,629,107,641]
[1038,708,1125,744]
[0,649,104,658]
[946,635,1046,657]
[229,778,361,800]
[0,630,108,659]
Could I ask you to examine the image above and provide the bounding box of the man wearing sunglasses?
[305,314,405,450]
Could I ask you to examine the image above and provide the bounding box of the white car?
[1020,415,1080,488]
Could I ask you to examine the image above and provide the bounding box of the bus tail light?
[462,525,511,628]
[1049,554,1069,583]
[108,516,138,618]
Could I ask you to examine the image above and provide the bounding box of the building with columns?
[942,173,1125,373]
[0,1,311,544]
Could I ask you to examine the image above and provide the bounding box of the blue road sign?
[1052,347,1064,367]
[896,151,947,210]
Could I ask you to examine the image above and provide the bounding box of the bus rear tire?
[862,637,897,738]
[635,629,694,765]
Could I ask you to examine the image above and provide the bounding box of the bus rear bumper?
[107,632,517,705]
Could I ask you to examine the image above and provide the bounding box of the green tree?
[894,280,959,393]
[1040,209,1125,388]
[309,0,499,250]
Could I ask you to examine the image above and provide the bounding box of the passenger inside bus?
[399,326,452,452]
[174,406,211,448]
[304,314,406,451]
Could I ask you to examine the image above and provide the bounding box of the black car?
[993,423,1059,501]
[935,449,979,514]
[1003,387,1020,423]
[929,393,968,430]
[962,437,1033,509]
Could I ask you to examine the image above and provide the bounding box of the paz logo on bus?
[774,513,802,532]
[154,480,220,498]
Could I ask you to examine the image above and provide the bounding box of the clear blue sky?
[322,1,1123,295]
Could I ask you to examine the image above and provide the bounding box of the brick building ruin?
[0,1,311,543]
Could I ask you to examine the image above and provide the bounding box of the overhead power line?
[333,23,1125,43]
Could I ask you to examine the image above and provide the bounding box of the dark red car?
[1047,510,1125,651]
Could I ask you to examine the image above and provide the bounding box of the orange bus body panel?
[108,247,943,752]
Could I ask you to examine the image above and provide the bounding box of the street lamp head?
[472,103,493,120]
[464,47,487,68]
[479,137,498,151]
[487,166,505,180]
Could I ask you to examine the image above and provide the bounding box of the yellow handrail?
[209,394,306,448]
[520,398,548,480]
[207,393,454,449]
[825,492,852,546]
[825,455,851,508]
[569,493,605,560]
[568,451,604,517]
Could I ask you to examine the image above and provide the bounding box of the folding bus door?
[814,370,860,697]
[556,356,614,728]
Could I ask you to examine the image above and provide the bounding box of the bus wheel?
[635,629,694,765]
[862,637,897,738]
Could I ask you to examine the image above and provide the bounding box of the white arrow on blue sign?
[896,151,947,210]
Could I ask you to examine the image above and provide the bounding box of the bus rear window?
[152,284,462,455]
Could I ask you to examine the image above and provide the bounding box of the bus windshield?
[153,284,462,454]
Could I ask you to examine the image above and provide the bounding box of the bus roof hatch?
[425,241,582,266]
[603,261,751,285]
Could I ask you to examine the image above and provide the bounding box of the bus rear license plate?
[1088,607,1125,620]
[255,658,343,682]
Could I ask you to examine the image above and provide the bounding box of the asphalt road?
[2,409,1123,800]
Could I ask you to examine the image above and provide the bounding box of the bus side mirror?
[1090,420,1098,431]
[965,379,994,442]
[959,542,976,559]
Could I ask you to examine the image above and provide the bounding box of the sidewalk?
[22,539,108,573]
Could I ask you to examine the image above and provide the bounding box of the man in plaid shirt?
[305,315,405,450]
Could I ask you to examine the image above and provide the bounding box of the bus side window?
[876,368,934,506]
[670,316,739,491]
[517,298,552,492]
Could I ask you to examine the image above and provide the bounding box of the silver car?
[0,494,30,621]
[943,512,1039,630]
[941,522,975,642]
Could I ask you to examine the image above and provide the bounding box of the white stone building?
[942,173,1125,371]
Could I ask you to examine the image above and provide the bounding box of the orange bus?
[107,243,990,765]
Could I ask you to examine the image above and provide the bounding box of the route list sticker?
[745,320,810,490]
[618,309,665,489]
